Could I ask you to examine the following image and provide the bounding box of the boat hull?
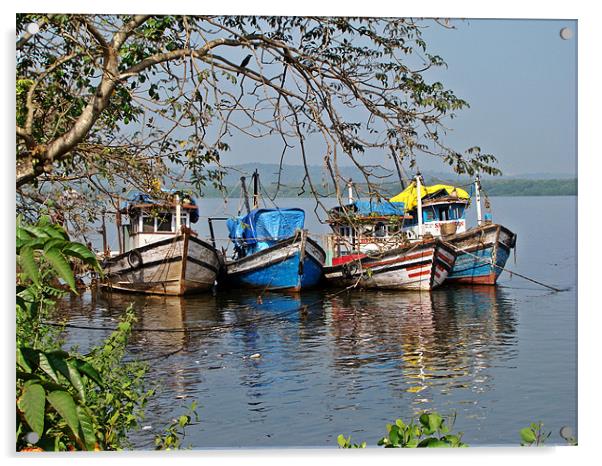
[446,224,516,285]
[224,235,325,292]
[323,239,457,291]
[100,232,220,295]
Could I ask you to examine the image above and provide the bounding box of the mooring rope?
[459,248,567,292]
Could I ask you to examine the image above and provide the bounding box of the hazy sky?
[217,18,577,177]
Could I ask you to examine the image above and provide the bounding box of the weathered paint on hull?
[225,236,325,291]
[447,224,515,285]
[100,233,220,295]
[323,240,457,291]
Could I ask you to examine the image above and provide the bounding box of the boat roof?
[121,190,200,223]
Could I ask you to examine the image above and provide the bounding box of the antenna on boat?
[252,169,260,209]
[240,176,252,214]
[416,173,423,238]
[475,174,483,226]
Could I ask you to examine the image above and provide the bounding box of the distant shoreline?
[198,178,577,198]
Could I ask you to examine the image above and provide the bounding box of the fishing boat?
[323,192,457,291]
[100,191,221,295]
[390,175,517,285]
[219,172,325,292]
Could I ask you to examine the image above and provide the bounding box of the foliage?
[154,402,199,450]
[338,411,467,449]
[16,214,101,349]
[519,421,551,447]
[16,14,499,235]
[16,217,170,451]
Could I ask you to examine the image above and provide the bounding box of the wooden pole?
[252,169,259,209]
[416,174,423,238]
[240,176,251,214]
[475,175,483,226]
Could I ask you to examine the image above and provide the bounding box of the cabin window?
[157,213,172,232]
[424,209,435,222]
[439,206,449,221]
[339,226,352,237]
[142,214,155,232]
[375,222,386,238]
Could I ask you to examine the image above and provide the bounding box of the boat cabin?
[120,192,200,251]
[402,195,469,239]
[388,182,471,239]
[325,200,412,266]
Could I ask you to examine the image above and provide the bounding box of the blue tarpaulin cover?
[330,200,405,217]
[227,208,305,255]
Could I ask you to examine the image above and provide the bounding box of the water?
[57,196,577,448]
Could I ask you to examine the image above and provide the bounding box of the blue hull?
[226,238,325,291]
[448,244,510,284]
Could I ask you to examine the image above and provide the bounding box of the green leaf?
[44,248,76,291]
[418,438,450,448]
[47,390,80,441]
[520,427,537,444]
[72,359,103,387]
[38,352,59,382]
[61,242,100,270]
[17,348,32,372]
[66,360,86,402]
[76,406,97,451]
[19,246,39,286]
[18,383,46,437]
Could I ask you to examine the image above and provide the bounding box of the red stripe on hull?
[408,269,431,278]
[366,251,433,269]
[447,272,497,285]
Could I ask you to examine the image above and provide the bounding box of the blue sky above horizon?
[218,18,577,177]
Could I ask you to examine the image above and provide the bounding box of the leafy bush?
[338,411,467,449]
[16,217,154,451]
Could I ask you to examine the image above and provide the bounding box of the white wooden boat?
[323,195,457,291]
[100,192,220,295]
[323,238,456,291]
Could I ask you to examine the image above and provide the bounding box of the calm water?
[57,196,577,448]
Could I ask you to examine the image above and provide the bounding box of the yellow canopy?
[389,182,470,211]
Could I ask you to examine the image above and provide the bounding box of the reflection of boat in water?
[326,286,516,397]
[100,191,221,296]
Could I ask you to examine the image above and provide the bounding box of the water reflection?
[325,287,517,406]
[58,285,518,447]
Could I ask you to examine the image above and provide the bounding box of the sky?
[217,18,577,177]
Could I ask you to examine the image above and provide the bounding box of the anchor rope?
[458,248,566,292]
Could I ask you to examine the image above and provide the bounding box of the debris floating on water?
[249,353,261,359]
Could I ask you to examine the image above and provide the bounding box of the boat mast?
[252,169,260,209]
[475,175,483,226]
[416,173,423,238]
[347,179,353,204]
[175,194,181,232]
[391,149,407,190]
[240,176,251,214]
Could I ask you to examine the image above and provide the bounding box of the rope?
[459,248,567,292]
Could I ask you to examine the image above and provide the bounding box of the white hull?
[324,240,456,291]
[100,231,220,295]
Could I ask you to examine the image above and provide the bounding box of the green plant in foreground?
[338,412,467,449]
[16,217,173,451]
[520,422,551,446]
[154,402,200,450]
